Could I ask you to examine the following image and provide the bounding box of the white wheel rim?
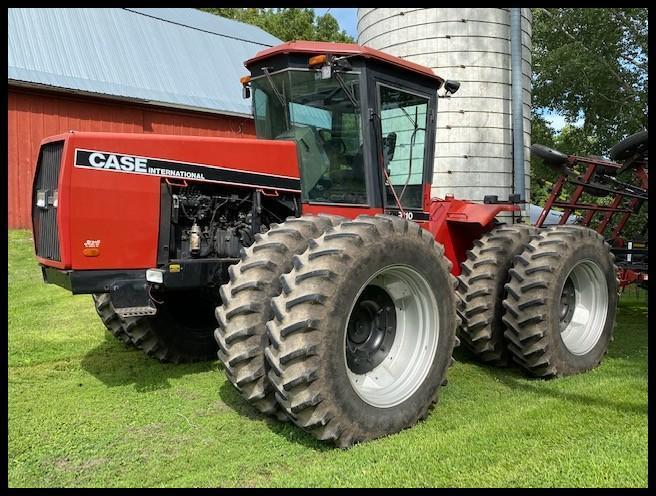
[344,264,439,408]
[559,259,609,355]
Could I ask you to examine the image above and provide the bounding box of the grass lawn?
[8,229,648,487]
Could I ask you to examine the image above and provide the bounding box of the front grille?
[32,141,64,261]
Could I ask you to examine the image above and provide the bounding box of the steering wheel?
[317,129,347,154]
[334,135,348,154]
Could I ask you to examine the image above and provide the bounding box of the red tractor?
[32,41,619,447]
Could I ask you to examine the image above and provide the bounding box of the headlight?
[36,190,47,208]
[146,269,164,284]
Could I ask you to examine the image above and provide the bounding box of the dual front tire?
[264,215,457,447]
[214,215,344,416]
[215,215,458,447]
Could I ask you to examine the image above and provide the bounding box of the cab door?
[375,81,435,220]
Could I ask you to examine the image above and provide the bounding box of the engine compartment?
[167,183,297,261]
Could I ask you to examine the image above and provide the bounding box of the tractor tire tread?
[265,215,457,448]
[92,293,135,347]
[455,224,537,366]
[215,214,345,416]
[502,225,619,377]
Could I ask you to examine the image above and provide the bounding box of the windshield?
[252,70,366,205]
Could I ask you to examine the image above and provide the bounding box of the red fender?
[427,198,520,276]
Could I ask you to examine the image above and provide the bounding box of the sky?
[539,111,582,132]
[315,8,572,132]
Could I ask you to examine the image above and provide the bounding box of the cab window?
[378,84,429,210]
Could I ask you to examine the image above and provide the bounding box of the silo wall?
[358,8,532,211]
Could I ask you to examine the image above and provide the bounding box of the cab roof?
[245,40,444,85]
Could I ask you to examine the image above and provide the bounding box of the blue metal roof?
[8,8,282,116]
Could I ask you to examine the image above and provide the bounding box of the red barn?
[8,8,281,228]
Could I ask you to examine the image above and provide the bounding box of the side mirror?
[444,80,460,96]
[242,85,251,99]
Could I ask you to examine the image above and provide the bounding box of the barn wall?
[8,86,256,228]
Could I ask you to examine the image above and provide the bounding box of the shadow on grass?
[80,333,215,392]
[452,304,647,417]
[216,379,333,452]
[479,364,645,416]
[79,332,331,449]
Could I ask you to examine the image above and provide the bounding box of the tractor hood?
[32,131,300,270]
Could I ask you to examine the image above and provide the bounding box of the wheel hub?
[559,259,609,355]
[346,286,396,374]
[343,265,440,409]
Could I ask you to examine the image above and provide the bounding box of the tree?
[530,8,648,238]
[201,8,354,43]
[532,8,647,154]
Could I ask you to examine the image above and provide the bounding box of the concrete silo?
[358,8,532,212]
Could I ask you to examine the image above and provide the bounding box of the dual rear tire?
[457,224,618,378]
[456,224,537,366]
[502,226,618,376]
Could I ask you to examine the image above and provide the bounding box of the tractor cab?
[243,41,452,214]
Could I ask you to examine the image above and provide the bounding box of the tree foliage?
[532,8,648,154]
[530,8,647,238]
[201,8,354,44]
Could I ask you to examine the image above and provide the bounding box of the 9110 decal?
[74,149,301,192]
[384,209,430,221]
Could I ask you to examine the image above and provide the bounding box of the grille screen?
[32,141,64,261]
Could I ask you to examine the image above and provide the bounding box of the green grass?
[8,229,648,487]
